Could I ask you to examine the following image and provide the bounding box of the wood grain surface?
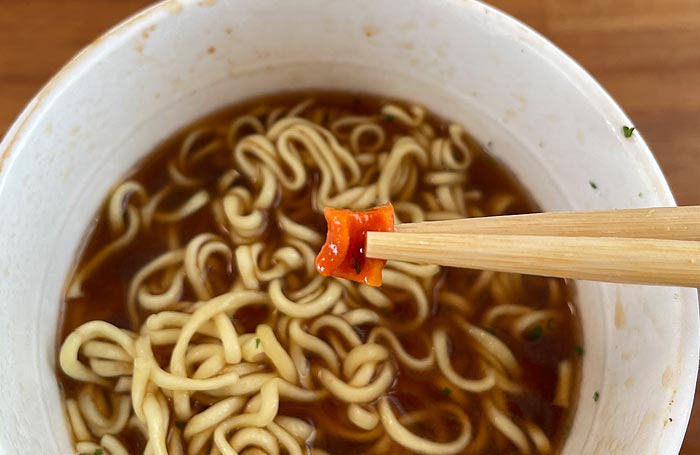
[1,0,699,452]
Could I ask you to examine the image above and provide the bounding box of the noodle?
[58,93,580,455]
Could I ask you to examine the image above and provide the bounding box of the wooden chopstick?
[366,206,700,287]
[395,206,700,240]
[365,232,700,287]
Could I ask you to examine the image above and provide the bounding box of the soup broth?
[57,92,581,455]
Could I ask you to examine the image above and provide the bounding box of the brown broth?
[57,91,581,454]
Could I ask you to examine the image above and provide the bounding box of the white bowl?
[0,0,697,454]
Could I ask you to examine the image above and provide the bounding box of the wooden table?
[1,0,699,452]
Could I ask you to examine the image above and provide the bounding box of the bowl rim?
[0,1,697,454]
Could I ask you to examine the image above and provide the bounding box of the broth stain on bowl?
[615,297,626,329]
[399,20,417,31]
[141,25,157,40]
[166,0,183,15]
[363,24,380,37]
[662,366,676,388]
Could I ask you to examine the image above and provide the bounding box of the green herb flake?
[593,391,600,402]
[573,345,584,357]
[353,255,362,274]
[528,325,543,341]
[589,181,598,190]
[638,192,644,198]
[255,338,261,348]
[485,327,496,336]
[623,125,636,138]
[383,114,394,123]
[442,386,452,398]
[93,450,104,455]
